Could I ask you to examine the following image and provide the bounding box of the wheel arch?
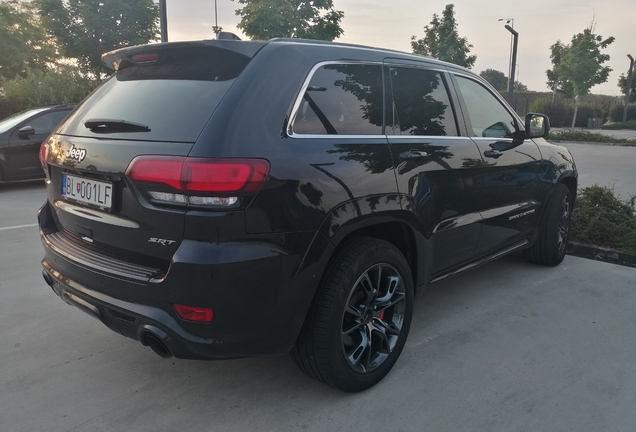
[558,173,578,205]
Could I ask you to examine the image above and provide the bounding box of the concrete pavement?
[1,153,635,431]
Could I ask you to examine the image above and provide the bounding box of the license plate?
[61,173,113,209]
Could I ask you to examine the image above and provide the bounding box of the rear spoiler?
[102,40,267,71]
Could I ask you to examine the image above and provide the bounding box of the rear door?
[451,74,543,254]
[385,62,484,274]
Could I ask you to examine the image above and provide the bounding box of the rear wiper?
[84,118,150,133]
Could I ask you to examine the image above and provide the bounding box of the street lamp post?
[498,18,514,93]
[504,25,519,104]
[623,54,634,123]
[159,0,168,42]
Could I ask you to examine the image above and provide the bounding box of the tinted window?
[389,67,457,136]
[0,108,48,134]
[26,110,70,134]
[455,76,517,138]
[58,47,250,143]
[293,64,384,135]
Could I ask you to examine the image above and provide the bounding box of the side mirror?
[525,113,550,138]
[17,125,35,139]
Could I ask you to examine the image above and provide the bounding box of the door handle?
[484,149,503,159]
[399,150,429,161]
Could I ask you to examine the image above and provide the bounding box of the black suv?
[39,38,577,392]
[0,104,75,182]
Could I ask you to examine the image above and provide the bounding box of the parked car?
[0,104,75,182]
[39,37,577,392]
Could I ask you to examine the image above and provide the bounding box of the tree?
[0,0,58,79]
[545,23,614,128]
[411,4,476,69]
[1,64,99,113]
[480,69,507,91]
[34,0,159,78]
[480,69,528,92]
[618,70,636,103]
[232,0,344,41]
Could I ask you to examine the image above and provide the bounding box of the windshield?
[0,108,48,134]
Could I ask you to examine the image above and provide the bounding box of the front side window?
[292,64,384,135]
[389,67,457,136]
[455,76,517,138]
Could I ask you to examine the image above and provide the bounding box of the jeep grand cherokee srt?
[39,37,577,392]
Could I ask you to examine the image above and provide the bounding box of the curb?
[566,242,636,268]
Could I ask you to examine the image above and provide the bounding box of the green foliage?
[0,0,58,79]
[480,69,528,93]
[0,65,99,113]
[34,0,159,78]
[603,119,636,130]
[232,0,344,41]
[411,4,476,69]
[574,102,608,125]
[548,130,634,145]
[608,104,636,122]
[546,25,614,98]
[570,185,636,254]
[617,70,635,103]
[530,98,610,129]
[529,97,572,127]
[0,97,18,119]
[546,41,575,98]
[480,69,507,91]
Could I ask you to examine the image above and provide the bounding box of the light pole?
[623,54,634,123]
[159,0,168,42]
[498,18,514,92]
[503,24,518,104]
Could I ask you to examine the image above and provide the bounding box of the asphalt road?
[1,142,635,432]
[560,141,635,199]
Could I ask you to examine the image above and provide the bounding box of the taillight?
[173,304,214,323]
[39,142,50,179]
[125,156,270,207]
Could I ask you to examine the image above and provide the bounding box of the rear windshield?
[57,46,251,143]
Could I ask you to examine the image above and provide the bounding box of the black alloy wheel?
[292,237,414,392]
[341,263,407,373]
[556,192,571,256]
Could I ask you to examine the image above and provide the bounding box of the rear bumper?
[39,201,326,360]
[42,260,224,360]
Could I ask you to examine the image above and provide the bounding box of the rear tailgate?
[40,42,264,279]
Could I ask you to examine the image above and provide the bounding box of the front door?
[452,75,543,254]
[7,110,70,180]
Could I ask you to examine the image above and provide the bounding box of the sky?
[163,0,635,96]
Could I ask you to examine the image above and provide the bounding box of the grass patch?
[570,185,636,255]
[602,120,636,130]
[548,130,635,145]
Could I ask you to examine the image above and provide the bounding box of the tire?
[292,237,414,392]
[523,184,572,266]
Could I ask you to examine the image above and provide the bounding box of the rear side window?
[58,47,251,143]
[388,67,458,136]
[292,64,384,135]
